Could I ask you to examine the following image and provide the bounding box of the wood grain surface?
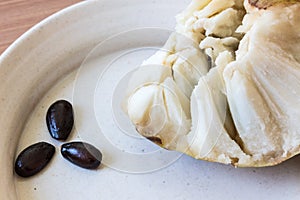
[0,0,82,55]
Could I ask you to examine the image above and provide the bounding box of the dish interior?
[0,0,300,199]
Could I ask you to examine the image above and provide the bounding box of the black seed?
[61,142,102,169]
[46,100,74,140]
[15,142,55,177]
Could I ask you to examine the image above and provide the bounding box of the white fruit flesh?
[125,0,300,167]
[126,33,209,150]
[223,3,300,165]
[188,51,251,165]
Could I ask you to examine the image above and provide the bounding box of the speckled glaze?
[0,0,188,199]
[1,0,300,200]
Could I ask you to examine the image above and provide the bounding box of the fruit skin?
[14,142,55,177]
[248,0,300,9]
[46,100,74,140]
[61,142,102,169]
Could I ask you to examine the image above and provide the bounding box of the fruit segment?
[125,0,300,167]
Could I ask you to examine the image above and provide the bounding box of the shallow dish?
[0,0,300,199]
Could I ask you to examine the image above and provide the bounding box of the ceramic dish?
[0,0,300,199]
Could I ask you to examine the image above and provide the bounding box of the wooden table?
[0,0,82,55]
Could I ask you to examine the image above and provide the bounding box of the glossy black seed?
[15,142,55,177]
[46,100,74,140]
[61,142,102,169]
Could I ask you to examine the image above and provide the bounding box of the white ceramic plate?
[1,0,300,199]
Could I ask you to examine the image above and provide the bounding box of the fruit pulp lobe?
[125,32,209,150]
[223,2,300,165]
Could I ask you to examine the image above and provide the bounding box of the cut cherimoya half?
[124,0,300,167]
